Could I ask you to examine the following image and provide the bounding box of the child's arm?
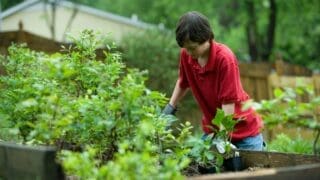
[222,103,235,115]
[162,79,188,115]
[169,79,188,108]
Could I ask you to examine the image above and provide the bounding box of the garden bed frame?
[190,149,320,180]
[0,142,64,180]
[1,142,320,180]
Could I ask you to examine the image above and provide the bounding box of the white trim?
[0,0,39,19]
[61,1,154,29]
[1,0,155,29]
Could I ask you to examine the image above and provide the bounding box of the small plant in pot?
[211,109,243,172]
[187,109,242,174]
[187,133,222,174]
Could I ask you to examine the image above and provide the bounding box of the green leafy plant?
[0,30,197,178]
[0,29,240,178]
[267,133,313,154]
[60,119,192,179]
[121,29,199,128]
[121,29,178,95]
[252,86,320,155]
[187,135,222,173]
[187,109,237,173]
[212,109,238,143]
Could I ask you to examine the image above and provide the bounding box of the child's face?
[183,40,210,59]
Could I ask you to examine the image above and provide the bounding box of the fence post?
[267,71,279,99]
[275,59,285,76]
[17,21,26,43]
[313,72,320,97]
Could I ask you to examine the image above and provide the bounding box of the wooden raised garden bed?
[0,142,64,180]
[1,142,320,180]
[190,149,320,180]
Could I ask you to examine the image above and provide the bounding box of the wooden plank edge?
[188,163,320,180]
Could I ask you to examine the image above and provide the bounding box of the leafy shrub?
[121,29,178,95]
[61,121,193,179]
[267,133,313,154]
[0,30,145,153]
[0,30,195,178]
[120,28,201,130]
[0,30,237,178]
[251,86,320,155]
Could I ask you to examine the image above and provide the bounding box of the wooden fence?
[0,29,65,76]
[239,62,273,101]
[239,60,320,141]
[239,60,319,102]
[0,29,106,76]
[0,30,66,56]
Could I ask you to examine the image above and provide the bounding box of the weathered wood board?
[0,142,64,180]
[190,163,320,180]
[239,149,320,168]
[190,150,320,180]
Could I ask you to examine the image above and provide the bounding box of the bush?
[121,29,178,95]
[251,86,320,155]
[0,30,192,178]
[267,133,313,154]
[0,30,237,179]
[120,28,201,130]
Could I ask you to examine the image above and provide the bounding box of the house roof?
[1,0,155,29]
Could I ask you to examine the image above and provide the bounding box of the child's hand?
[162,103,177,115]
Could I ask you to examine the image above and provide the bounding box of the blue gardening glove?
[161,104,178,129]
[162,103,177,115]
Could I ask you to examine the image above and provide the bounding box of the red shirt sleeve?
[178,50,189,89]
[218,56,247,104]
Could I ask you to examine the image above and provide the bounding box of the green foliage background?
[3,0,320,128]
[3,0,320,67]
[68,0,320,69]
[120,29,202,130]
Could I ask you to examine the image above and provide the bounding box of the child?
[163,11,264,150]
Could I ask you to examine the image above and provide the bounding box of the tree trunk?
[245,0,277,62]
[245,0,259,61]
[262,0,277,60]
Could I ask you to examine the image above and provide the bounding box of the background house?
[0,0,155,42]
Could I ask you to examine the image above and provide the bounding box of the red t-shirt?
[178,41,263,142]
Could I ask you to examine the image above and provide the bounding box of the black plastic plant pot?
[198,165,217,174]
[223,156,243,171]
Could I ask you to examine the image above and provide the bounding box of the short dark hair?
[175,11,214,47]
